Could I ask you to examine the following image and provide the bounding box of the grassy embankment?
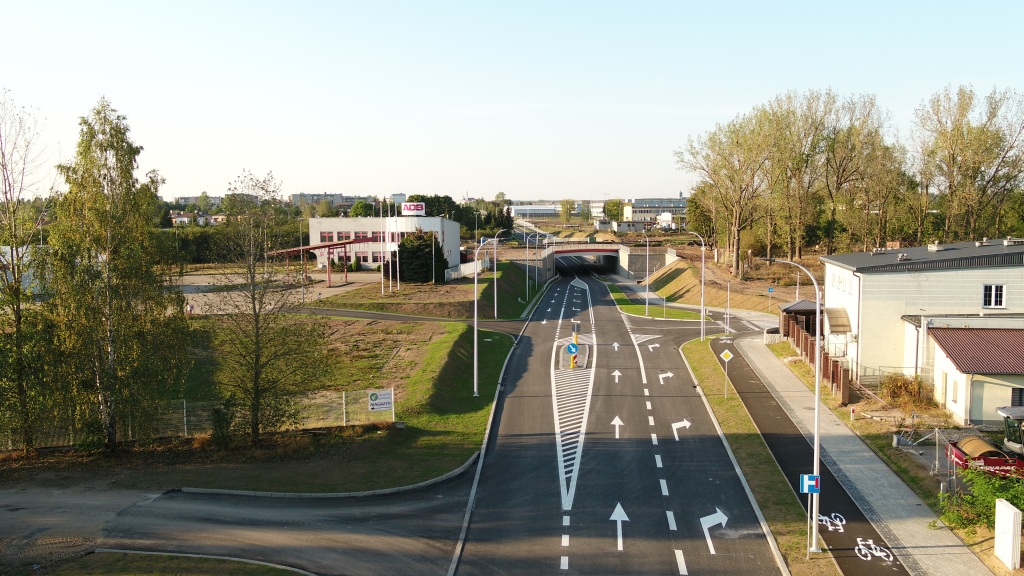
[682,337,839,576]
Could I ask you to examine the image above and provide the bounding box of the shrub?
[942,467,1024,531]
[880,373,922,406]
[210,399,236,451]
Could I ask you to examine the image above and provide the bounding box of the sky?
[4,1,1022,203]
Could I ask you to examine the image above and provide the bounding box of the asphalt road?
[457,261,781,575]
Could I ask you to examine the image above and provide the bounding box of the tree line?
[678,86,1024,276]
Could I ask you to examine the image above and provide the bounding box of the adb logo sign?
[401,202,426,216]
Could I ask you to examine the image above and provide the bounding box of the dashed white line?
[645,401,652,410]
[560,556,569,570]
[660,479,669,496]
[655,454,663,468]
[563,515,570,526]
[561,534,569,546]
[643,388,649,396]
[674,549,688,574]
[651,433,659,445]
[648,416,655,426]
[666,510,678,530]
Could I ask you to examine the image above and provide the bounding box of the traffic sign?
[566,343,579,355]
[719,349,733,362]
[800,474,821,494]
[571,323,580,333]
[768,287,774,293]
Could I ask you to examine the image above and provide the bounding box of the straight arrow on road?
[671,420,691,440]
[612,370,622,383]
[700,507,728,555]
[610,503,629,551]
[612,342,620,351]
[611,416,624,438]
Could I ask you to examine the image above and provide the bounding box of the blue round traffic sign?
[768,287,774,293]
[566,343,579,355]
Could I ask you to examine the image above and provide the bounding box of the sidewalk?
[736,337,992,576]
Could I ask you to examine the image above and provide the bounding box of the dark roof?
[819,239,1024,273]
[780,299,818,313]
[929,328,1024,375]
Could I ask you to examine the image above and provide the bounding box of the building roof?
[780,299,818,313]
[929,328,1024,375]
[820,239,1024,273]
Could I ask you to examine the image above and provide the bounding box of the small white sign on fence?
[995,498,1022,570]
[368,389,394,412]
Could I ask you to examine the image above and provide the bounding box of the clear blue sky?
[5,1,1021,202]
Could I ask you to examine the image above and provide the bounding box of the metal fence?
[2,389,396,451]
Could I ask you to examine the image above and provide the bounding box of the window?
[1012,388,1024,407]
[983,284,1005,308]
[339,232,351,241]
[950,379,958,403]
[319,231,334,243]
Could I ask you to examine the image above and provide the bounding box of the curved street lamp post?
[641,230,650,316]
[473,236,501,397]
[681,230,707,340]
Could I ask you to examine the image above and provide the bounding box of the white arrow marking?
[610,503,629,551]
[573,308,580,311]
[658,371,674,385]
[612,342,620,351]
[612,370,622,383]
[611,416,624,439]
[541,319,547,324]
[648,343,660,351]
[671,420,691,440]
[700,507,728,554]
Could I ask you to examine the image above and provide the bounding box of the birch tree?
[47,98,190,451]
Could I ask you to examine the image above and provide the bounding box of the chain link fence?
[2,389,395,451]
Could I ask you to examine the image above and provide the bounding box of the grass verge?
[683,338,838,576]
[606,283,703,320]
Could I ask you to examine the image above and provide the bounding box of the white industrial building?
[820,238,1024,424]
[307,216,461,270]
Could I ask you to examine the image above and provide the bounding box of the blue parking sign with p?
[800,474,820,494]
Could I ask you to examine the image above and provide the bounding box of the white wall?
[308,216,461,269]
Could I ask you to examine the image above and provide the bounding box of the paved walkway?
[736,336,992,576]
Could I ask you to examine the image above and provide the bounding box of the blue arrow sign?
[566,343,579,355]
[768,287,774,293]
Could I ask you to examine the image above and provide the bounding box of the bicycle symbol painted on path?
[854,537,894,562]
[818,512,846,532]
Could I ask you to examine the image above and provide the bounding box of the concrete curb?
[92,549,318,576]
[180,451,479,498]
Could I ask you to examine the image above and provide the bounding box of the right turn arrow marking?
[700,507,728,554]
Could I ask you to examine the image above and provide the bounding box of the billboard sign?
[368,389,393,412]
[401,202,426,216]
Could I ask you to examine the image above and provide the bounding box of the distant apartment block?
[623,196,688,225]
[290,193,378,213]
[173,195,222,208]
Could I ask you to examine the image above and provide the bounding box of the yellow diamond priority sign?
[720,349,734,362]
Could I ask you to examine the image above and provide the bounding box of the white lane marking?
[700,507,729,554]
[563,515,570,526]
[610,503,629,551]
[611,369,621,383]
[651,433,659,445]
[630,334,655,384]
[666,510,677,530]
[550,277,597,511]
[648,416,655,426]
[658,371,674,385]
[611,416,624,438]
[645,401,652,410]
[643,388,649,396]
[660,479,669,496]
[675,549,688,575]
[560,556,569,570]
[655,454,663,468]
[671,420,692,440]
[561,534,569,546]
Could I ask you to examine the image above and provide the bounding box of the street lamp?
[764,257,822,554]
[526,232,540,302]
[473,236,500,397]
[641,230,650,316]
[493,229,509,319]
[681,230,706,341]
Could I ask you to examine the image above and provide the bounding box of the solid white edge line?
[678,339,792,576]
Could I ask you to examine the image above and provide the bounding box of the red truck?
[946,435,1024,477]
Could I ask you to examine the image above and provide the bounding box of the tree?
[396,229,446,283]
[559,199,576,223]
[349,199,374,217]
[580,201,592,223]
[406,194,459,218]
[915,86,1024,241]
[47,98,191,451]
[316,197,337,217]
[679,112,770,276]
[0,90,48,453]
[213,170,330,446]
[604,199,623,221]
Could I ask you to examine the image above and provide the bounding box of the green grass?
[605,283,704,320]
[682,337,839,575]
[52,552,298,575]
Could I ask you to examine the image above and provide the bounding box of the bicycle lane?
[706,335,909,576]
